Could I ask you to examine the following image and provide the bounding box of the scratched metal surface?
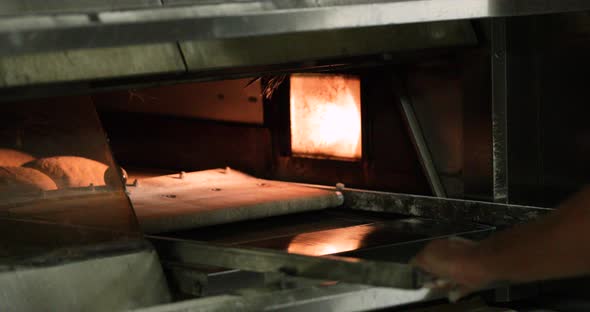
[2,0,590,57]
[163,209,493,257]
[343,188,552,227]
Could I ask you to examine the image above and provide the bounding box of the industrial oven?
[2,1,590,311]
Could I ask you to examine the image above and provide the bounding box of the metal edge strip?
[1,0,590,56]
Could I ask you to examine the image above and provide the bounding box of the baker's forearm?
[473,187,590,284]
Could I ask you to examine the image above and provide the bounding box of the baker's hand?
[411,237,493,302]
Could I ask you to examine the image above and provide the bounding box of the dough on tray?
[0,149,35,167]
[25,156,108,188]
[0,166,58,194]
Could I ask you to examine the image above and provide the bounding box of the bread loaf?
[25,156,108,188]
[0,166,58,194]
[0,149,35,167]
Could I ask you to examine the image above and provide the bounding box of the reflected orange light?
[290,74,362,160]
[286,226,375,256]
[287,233,362,256]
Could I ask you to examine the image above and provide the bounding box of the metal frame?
[291,182,551,226]
[144,182,552,303]
[341,187,551,227]
[132,281,437,312]
[148,236,422,289]
[491,18,510,204]
[2,0,590,57]
[399,95,447,198]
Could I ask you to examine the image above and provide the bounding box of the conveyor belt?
[129,169,344,233]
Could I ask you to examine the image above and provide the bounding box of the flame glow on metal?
[290,74,362,161]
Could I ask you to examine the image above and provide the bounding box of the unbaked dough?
[0,149,35,167]
[0,166,58,194]
[24,156,108,188]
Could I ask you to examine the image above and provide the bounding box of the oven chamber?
[1,3,590,311]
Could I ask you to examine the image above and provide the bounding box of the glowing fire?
[290,74,362,160]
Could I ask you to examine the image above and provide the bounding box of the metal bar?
[491,18,510,204]
[341,187,552,227]
[0,43,186,88]
[2,0,590,57]
[0,0,161,16]
[131,282,435,312]
[489,26,542,300]
[399,95,447,198]
[147,236,421,289]
[163,265,266,297]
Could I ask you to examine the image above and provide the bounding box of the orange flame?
[290,74,362,160]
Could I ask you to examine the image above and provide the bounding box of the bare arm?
[412,186,590,293]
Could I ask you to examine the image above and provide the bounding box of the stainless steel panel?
[0,0,161,16]
[2,0,590,57]
[0,43,185,87]
[180,21,476,71]
[0,240,170,311]
[132,283,436,312]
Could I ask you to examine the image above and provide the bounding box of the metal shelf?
[1,0,590,57]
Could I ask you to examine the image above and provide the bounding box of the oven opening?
[290,74,362,161]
